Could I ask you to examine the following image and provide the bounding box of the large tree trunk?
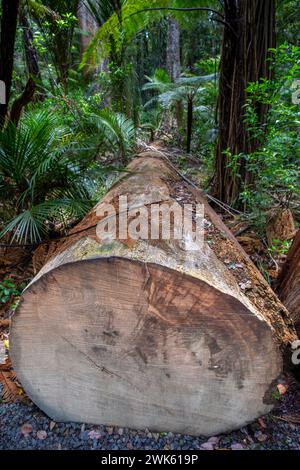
[42,0,79,91]
[20,13,41,80]
[277,231,300,333]
[214,0,276,206]
[11,151,296,436]
[166,18,180,81]
[166,18,183,142]
[0,0,20,127]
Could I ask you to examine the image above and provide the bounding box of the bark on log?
[277,231,300,333]
[10,151,297,436]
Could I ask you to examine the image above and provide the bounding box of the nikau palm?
[0,112,93,244]
[143,69,216,152]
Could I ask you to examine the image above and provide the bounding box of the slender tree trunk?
[186,96,193,153]
[20,13,41,79]
[0,0,20,127]
[214,0,276,206]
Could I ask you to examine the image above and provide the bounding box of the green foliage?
[194,56,220,75]
[143,68,217,152]
[81,0,221,68]
[0,111,100,244]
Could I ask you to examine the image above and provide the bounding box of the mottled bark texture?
[214,0,276,206]
[0,0,20,126]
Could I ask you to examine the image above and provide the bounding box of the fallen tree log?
[10,151,297,436]
[277,230,300,334]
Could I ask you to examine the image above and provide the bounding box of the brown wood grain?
[10,152,297,436]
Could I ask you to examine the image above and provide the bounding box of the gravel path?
[1,378,300,450]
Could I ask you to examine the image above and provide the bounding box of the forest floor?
[1,144,300,450]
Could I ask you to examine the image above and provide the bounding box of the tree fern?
[84,109,135,162]
[81,0,222,68]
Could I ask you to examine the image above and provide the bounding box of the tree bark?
[0,0,20,127]
[20,13,41,80]
[277,231,300,333]
[166,18,180,81]
[166,18,183,140]
[77,0,99,73]
[214,0,276,206]
[42,0,79,91]
[11,152,297,436]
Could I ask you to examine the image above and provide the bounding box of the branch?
[127,7,225,21]
[9,77,36,126]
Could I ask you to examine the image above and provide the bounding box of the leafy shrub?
[240,44,300,220]
[0,111,100,244]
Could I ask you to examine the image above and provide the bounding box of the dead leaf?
[0,356,25,403]
[36,430,47,440]
[21,423,33,436]
[277,383,288,395]
[0,320,10,329]
[106,426,114,435]
[49,421,56,431]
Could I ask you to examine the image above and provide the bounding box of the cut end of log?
[12,257,282,436]
[10,153,297,436]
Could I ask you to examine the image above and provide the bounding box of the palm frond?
[86,110,135,157]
